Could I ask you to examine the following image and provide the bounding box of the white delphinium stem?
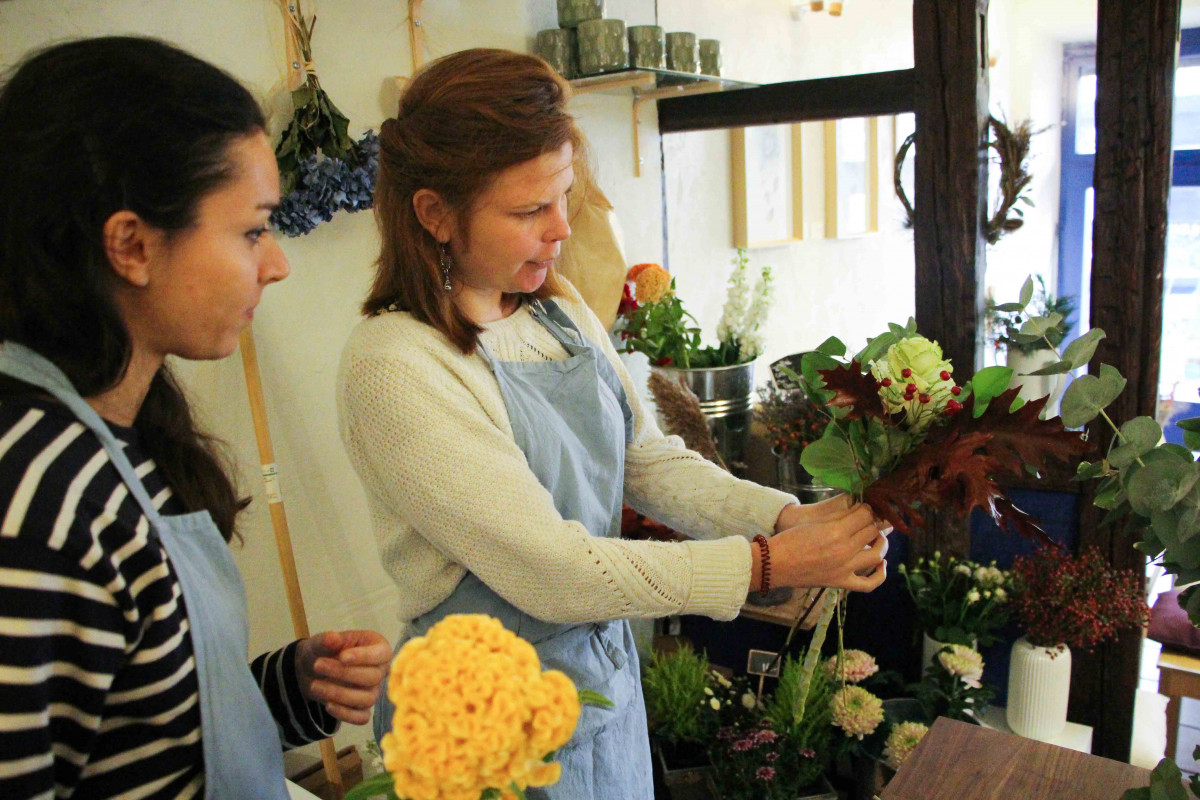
[716,248,751,350]
[739,265,774,360]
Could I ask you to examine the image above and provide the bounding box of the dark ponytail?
[0,37,267,540]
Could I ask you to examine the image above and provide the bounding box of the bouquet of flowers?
[898,552,1013,647]
[793,318,1092,541]
[345,614,609,800]
[616,249,773,368]
[1010,546,1148,654]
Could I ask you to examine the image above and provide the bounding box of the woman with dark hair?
[338,48,890,798]
[0,37,389,799]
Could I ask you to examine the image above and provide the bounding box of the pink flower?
[823,649,880,684]
[756,766,776,782]
[883,721,929,769]
[830,686,884,739]
[799,748,816,759]
[732,738,755,752]
[754,728,778,744]
[938,644,984,688]
[765,752,780,762]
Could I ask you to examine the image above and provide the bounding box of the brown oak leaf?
[861,388,1092,545]
[817,360,887,420]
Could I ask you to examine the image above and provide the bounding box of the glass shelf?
[570,67,756,96]
[568,69,756,176]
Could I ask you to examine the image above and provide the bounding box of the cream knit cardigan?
[336,281,796,629]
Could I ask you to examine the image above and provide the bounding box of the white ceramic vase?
[1006,636,1071,741]
[1006,348,1067,419]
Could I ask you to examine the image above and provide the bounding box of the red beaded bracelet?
[753,534,771,597]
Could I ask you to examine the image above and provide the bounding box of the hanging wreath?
[894,115,1040,246]
[271,0,378,237]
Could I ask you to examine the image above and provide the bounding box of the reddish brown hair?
[367,48,588,352]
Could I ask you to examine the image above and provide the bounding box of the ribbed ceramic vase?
[1006,637,1071,741]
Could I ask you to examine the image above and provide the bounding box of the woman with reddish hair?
[338,48,890,798]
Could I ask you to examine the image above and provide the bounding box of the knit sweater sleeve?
[337,318,752,624]
[553,289,798,540]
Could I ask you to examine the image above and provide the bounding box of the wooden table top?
[738,586,825,628]
[881,718,1150,800]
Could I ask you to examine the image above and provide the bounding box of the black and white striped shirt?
[0,394,335,799]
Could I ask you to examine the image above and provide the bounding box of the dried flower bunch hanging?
[271,0,378,236]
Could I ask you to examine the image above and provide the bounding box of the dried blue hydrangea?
[272,131,379,237]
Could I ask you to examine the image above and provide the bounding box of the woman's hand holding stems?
[749,494,891,595]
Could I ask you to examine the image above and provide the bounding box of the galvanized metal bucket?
[659,362,755,474]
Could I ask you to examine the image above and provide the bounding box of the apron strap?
[0,342,167,527]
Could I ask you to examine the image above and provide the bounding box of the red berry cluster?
[1010,547,1149,652]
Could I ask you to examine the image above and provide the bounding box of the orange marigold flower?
[633,264,671,304]
[626,262,664,281]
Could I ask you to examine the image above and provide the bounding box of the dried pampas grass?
[648,370,727,471]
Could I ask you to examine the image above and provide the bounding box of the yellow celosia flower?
[632,263,671,304]
[381,614,581,800]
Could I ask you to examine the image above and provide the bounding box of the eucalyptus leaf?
[799,435,862,495]
[1019,312,1064,338]
[815,337,846,357]
[1060,363,1127,427]
[1018,275,1035,307]
[1135,527,1166,558]
[1176,417,1200,433]
[888,322,912,340]
[1187,430,1200,451]
[1074,460,1108,481]
[1023,359,1073,376]
[1094,475,1124,510]
[1109,416,1165,469]
[1125,451,1200,517]
[991,302,1026,313]
[1061,328,1106,370]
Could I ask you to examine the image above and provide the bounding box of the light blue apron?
[375,299,652,799]
[0,342,291,800]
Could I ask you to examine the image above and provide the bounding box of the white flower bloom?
[714,672,732,689]
[955,564,973,576]
[967,590,981,603]
[741,692,757,710]
[709,698,721,711]
[995,587,1008,601]
[704,687,714,696]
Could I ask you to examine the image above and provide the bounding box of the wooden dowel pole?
[238,326,344,798]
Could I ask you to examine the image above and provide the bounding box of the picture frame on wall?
[824,116,879,238]
[731,123,803,248]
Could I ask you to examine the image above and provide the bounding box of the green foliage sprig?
[984,274,1076,356]
[641,643,717,746]
[899,554,1013,647]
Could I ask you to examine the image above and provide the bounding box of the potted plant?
[983,275,1075,416]
[755,374,828,494]
[616,251,774,472]
[708,651,845,800]
[897,553,1013,667]
[1006,545,1148,741]
[642,643,734,800]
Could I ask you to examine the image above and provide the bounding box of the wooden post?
[1070,0,1179,762]
[910,0,990,560]
[239,327,344,797]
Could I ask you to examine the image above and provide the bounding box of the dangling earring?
[439,242,453,292]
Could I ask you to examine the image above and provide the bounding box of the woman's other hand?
[762,501,891,593]
[295,630,391,725]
